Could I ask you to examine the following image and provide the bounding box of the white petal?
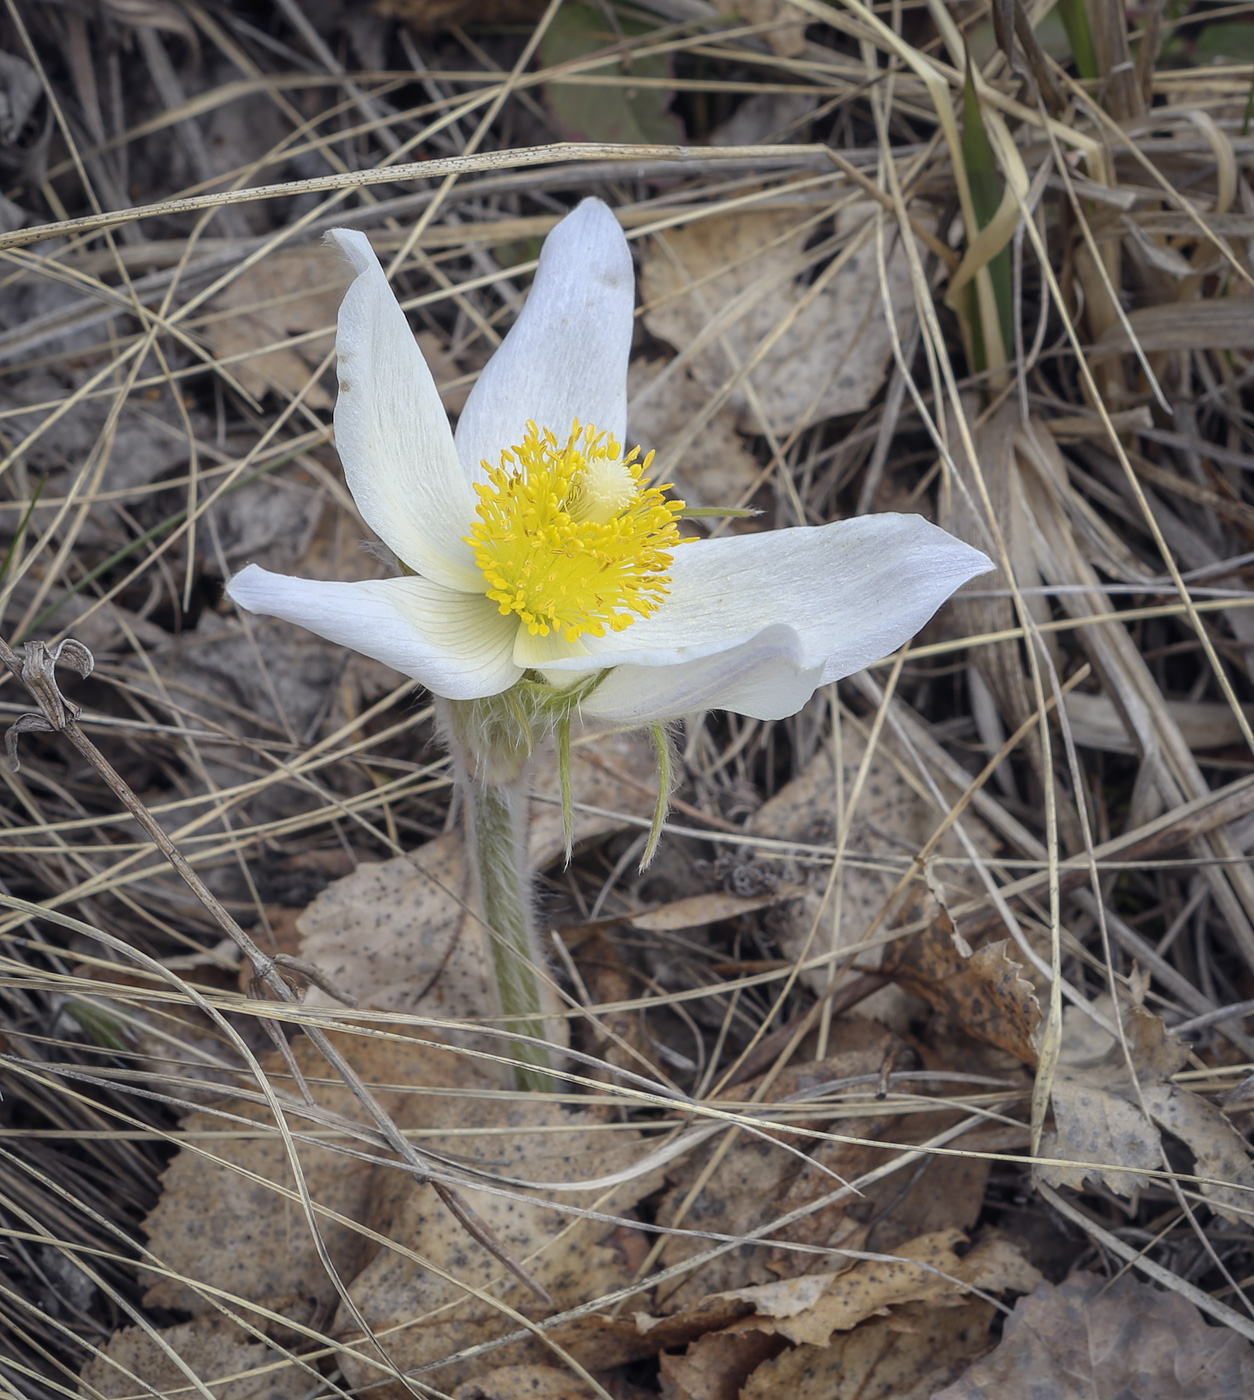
[578,625,824,724]
[536,514,993,680]
[225,563,521,700]
[454,199,634,479]
[327,229,481,594]
[512,627,594,670]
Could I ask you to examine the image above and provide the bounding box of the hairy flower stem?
[465,775,554,1092]
[438,691,571,1092]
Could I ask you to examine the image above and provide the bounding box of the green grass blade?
[961,58,1015,374]
[1057,0,1099,79]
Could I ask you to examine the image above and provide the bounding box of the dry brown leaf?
[1036,1003,1254,1213]
[1120,1003,1195,1079]
[1140,1084,1254,1225]
[747,725,994,1001]
[1043,1078,1162,1195]
[882,912,1041,1066]
[296,830,497,1046]
[652,1021,904,1311]
[932,1270,1254,1399]
[296,730,658,1035]
[451,1364,600,1399]
[515,1231,1035,1386]
[573,930,664,1091]
[333,1099,665,1395]
[1037,1002,1187,1197]
[740,1298,996,1400]
[204,250,345,409]
[140,1027,481,1317]
[851,1102,993,1257]
[628,357,763,514]
[639,204,915,436]
[630,888,802,933]
[551,1293,756,1370]
[650,1015,998,1313]
[416,329,476,414]
[659,1327,785,1400]
[711,1229,1039,1348]
[79,1313,311,1399]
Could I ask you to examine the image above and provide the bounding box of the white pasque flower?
[226,199,992,725]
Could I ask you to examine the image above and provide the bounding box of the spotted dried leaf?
[1040,1078,1162,1195]
[933,1271,1254,1399]
[740,1299,997,1400]
[451,1365,601,1400]
[333,1098,665,1395]
[716,1230,1039,1347]
[1036,1005,1176,1197]
[79,1312,312,1399]
[748,725,994,1001]
[296,731,657,1038]
[1036,1004,1252,1208]
[882,913,1041,1066]
[652,1021,903,1311]
[204,249,345,408]
[640,204,918,436]
[1141,1084,1254,1226]
[140,1027,478,1317]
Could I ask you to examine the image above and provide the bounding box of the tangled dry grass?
[4,0,1254,1396]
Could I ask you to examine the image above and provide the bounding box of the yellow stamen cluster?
[466,421,686,642]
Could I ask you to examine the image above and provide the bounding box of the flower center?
[465,421,686,643]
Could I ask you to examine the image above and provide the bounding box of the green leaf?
[492,236,543,270]
[1196,20,1254,65]
[0,473,45,584]
[1056,0,1099,80]
[961,62,1014,373]
[539,3,683,146]
[1035,8,1074,64]
[63,1001,130,1051]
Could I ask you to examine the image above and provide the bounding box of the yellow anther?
[465,421,686,642]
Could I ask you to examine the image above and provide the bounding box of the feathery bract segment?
[466,420,686,643]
